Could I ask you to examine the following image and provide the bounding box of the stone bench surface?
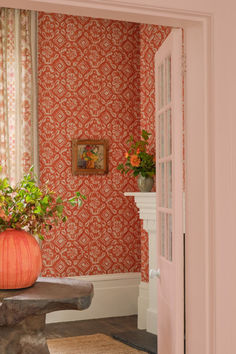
[0,277,93,301]
[0,277,94,326]
[0,277,94,354]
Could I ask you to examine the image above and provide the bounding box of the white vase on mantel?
[137,175,154,192]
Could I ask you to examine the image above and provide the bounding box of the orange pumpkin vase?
[0,229,42,289]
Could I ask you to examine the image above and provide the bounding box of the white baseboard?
[147,308,157,335]
[46,273,141,324]
[137,281,149,330]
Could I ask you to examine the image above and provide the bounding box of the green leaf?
[76,191,86,200]
[34,205,42,214]
[0,178,10,190]
[26,195,33,203]
[141,129,150,141]
[56,197,63,204]
[56,205,64,214]
[38,234,44,240]
[68,198,77,206]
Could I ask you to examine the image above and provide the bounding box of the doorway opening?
[3,1,212,352]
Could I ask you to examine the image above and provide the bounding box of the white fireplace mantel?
[124,192,157,335]
[124,192,156,233]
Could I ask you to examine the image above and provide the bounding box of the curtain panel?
[0,8,38,185]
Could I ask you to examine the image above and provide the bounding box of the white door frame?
[3,1,214,353]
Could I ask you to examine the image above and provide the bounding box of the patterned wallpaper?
[38,13,142,277]
[38,12,170,281]
[140,24,171,282]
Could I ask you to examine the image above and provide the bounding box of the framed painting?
[72,139,108,175]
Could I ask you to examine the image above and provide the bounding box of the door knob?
[149,268,160,279]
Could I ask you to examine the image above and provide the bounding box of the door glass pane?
[159,113,165,158]
[167,161,172,208]
[167,213,172,261]
[167,109,172,155]
[160,212,165,257]
[159,162,165,207]
[166,56,171,103]
[159,63,164,108]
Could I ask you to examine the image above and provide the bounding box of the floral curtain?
[0,8,38,185]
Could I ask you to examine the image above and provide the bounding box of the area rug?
[113,330,157,354]
[47,333,147,353]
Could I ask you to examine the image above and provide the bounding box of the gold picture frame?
[72,139,108,175]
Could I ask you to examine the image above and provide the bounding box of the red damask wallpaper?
[140,24,171,282]
[38,12,170,281]
[38,13,142,277]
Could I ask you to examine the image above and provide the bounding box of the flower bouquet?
[117,129,156,178]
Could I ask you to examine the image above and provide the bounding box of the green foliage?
[117,130,156,178]
[0,167,86,240]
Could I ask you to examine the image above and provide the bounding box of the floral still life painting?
[72,140,108,175]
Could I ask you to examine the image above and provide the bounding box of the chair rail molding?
[124,192,157,335]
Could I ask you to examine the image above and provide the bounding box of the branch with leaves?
[0,167,86,240]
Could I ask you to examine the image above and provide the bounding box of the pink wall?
[38,12,142,276]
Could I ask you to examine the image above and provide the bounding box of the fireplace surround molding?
[124,192,157,335]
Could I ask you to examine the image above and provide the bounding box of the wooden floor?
[46,315,138,339]
[45,315,157,353]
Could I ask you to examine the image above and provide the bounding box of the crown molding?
[3,0,211,27]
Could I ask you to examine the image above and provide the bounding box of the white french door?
[155,28,184,354]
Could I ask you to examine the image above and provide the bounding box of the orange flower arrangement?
[117,130,155,177]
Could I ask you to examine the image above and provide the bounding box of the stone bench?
[0,277,94,354]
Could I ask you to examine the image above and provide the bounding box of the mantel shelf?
[124,192,156,197]
[124,192,156,225]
